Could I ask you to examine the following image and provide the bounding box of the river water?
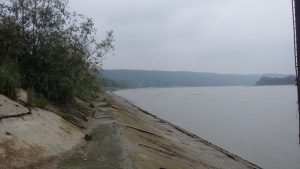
[115,86,300,169]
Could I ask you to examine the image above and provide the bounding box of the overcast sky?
[70,0,295,74]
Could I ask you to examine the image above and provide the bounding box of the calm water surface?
[115,86,300,169]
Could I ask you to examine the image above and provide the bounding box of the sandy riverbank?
[58,91,261,169]
[0,94,84,169]
[0,90,262,169]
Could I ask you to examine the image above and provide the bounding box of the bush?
[89,103,95,108]
[27,89,48,108]
[74,71,102,102]
[0,63,20,100]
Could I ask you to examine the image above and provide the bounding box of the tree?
[0,0,114,103]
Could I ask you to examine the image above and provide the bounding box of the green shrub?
[27,89,48,108]
[0,63,20,99]
[74,71,101,102]
[62,112,76,122]
[89,103,95,108]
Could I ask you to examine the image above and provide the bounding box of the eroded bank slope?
[106,91,261,169]
[59,91,261,169]
[0,94,84,169]
[1,90,262,169]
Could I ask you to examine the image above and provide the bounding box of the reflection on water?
[115,86,300,169]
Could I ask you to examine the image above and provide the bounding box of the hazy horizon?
[103,68,295,76]
[70,0,295,75]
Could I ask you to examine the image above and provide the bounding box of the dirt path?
[56,102,125,169]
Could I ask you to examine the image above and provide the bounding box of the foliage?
[89,102,95,108]
[74,70,102,101]
[27,89,48,108]
[0,62,21,99]
[0,0,114,104]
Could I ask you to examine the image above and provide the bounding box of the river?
[115,86,300,169]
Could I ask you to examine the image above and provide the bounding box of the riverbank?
[57,91,261,169]
[0,90,262,168]
[0,93,84,169]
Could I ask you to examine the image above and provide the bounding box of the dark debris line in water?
[58,124,123,169]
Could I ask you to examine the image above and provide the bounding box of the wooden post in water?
[292,0,300,143]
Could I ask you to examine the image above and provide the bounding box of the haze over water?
[115,86,300,169]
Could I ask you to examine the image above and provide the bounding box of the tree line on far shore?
[102,70,295,88]
[101,69,262,88]
[0,0,114,104]
[255,76,295,86]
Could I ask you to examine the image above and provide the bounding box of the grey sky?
[70,0,295,74]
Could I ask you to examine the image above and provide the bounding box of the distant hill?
[256,76,295,86]
[101,69,268,88]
